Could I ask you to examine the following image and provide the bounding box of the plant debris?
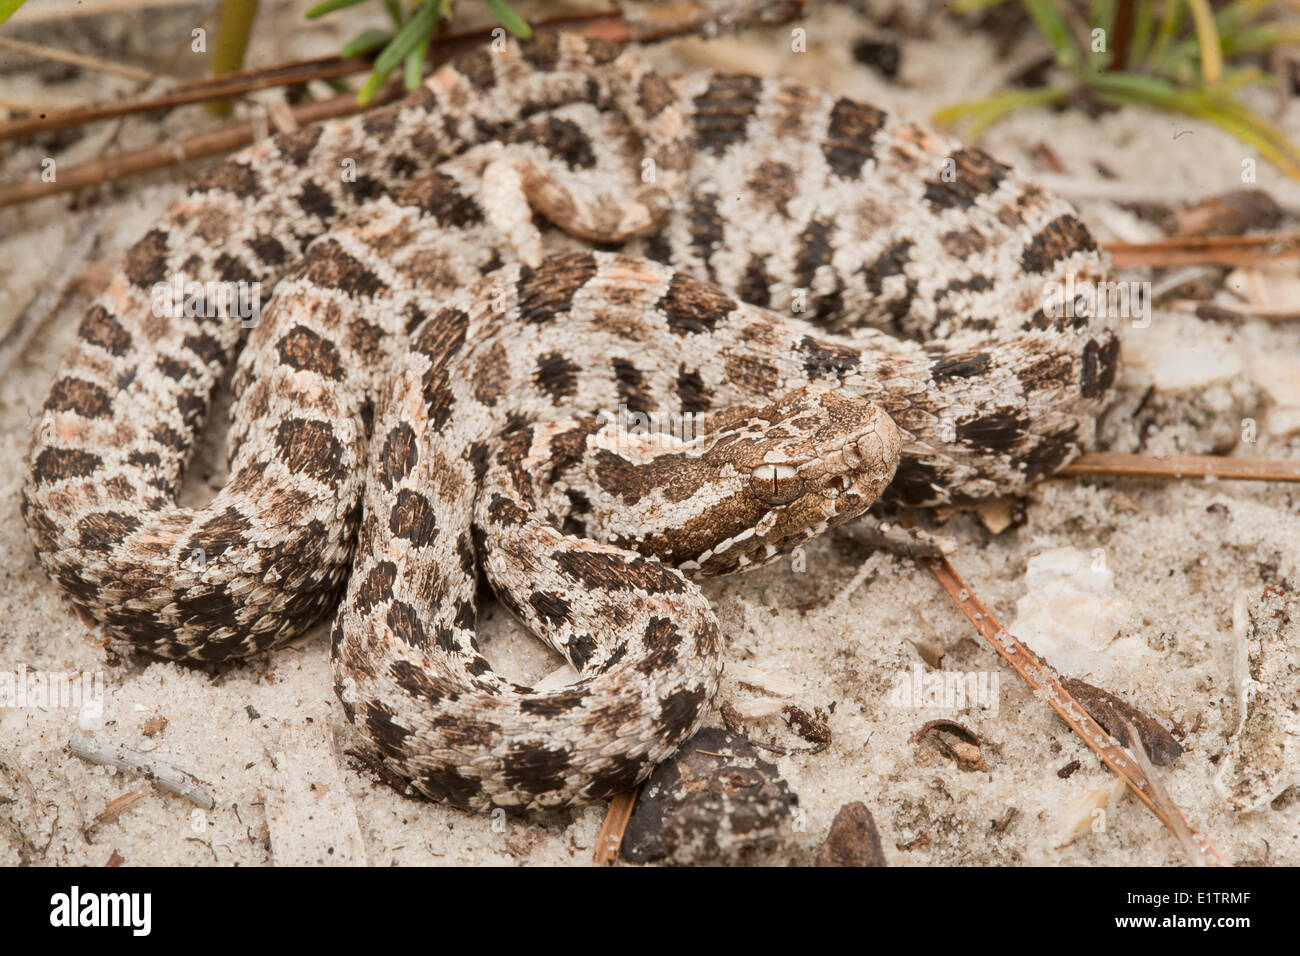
[621,727,798,865]
[1166,190,1284,237]
[1216,588,1300,810]
[913,720,988,773]
[816,801,887,867]
[1060,678,1184,767]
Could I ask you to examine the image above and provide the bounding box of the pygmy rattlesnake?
[23,34,1117,809]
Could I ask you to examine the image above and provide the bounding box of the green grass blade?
[1129,0,1155,64]
[342,29,393,57]
[1020,0,1081,68]
[373,0,438,75]
[485,0,531,38]
[934,85,1071,139]
[0,0,28,27]
[1091,73,1300,179]
[306,0,368,19]
[1145,0,1185,67]
[357,67,393,106]
[1186,0,1223,84]
[404,31,432,90]
[950,0,1010,11]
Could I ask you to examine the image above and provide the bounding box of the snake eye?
[749,463,803,505]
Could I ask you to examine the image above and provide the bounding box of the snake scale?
[23,34,1118,810]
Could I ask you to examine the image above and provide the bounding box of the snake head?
[723,384,901,565]
[582,383,899,576]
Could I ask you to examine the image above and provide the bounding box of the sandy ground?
[1,0,1298,866]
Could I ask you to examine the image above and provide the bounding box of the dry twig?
[69,736,215,810]
[0,53,373,142]
[1105,233,1300,268]
[1060,452,1300,483]
[0,86,404,209]
[0,35,154,82]
[593,789,639,865]
[904,521,1225,866]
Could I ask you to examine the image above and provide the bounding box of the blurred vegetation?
[1,0,28,28]
[938,0,1300,178]
[307,0,530,104]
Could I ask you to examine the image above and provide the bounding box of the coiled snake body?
[23,35,1117,809]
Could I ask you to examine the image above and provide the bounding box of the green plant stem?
[1144,0,1185,68]
[0,0,27,27]
[933,84,1072,139]
[208,0,261,116]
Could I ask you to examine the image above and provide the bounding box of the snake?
[22,33,1118,810]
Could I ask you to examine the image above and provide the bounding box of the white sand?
[2,1,1298,866]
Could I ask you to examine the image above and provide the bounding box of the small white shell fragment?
[726,662,801,698]
[1214,588,1300,811]
[1249,356,1300,437]
[729,696,790,719]
[1225,263,1300,316]
[1122,323,1242,391]
[533,663,582,692]
[1009,547,1134,678]
[1055,777,1127,847]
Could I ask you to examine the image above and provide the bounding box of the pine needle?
[904,518,1227,866]
[594,789,639,865]
[1060,453,1300,482]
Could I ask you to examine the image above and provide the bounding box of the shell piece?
[1215,589,1300,811]
[1010,547,1134,678]
[1249,356,1300,438]
[1055,777,1127,847]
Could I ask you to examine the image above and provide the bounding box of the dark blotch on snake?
[389,489,439,548]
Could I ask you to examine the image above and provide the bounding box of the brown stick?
[1105,233,1300,267]
[1060,452,1300,482]
[0,35,155,82]
[0,2,802,144]
[0,85,404,210]
[0,2,806,208]
[593,789,639,865]
[905,519,1225,866]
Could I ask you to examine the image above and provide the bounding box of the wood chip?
[816,802,887,866]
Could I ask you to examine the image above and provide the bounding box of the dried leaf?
[913,720,988,772]
[1060,678,1184,766]
[816,802,887,866]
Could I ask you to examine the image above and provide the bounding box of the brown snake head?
[582,383,901,576]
